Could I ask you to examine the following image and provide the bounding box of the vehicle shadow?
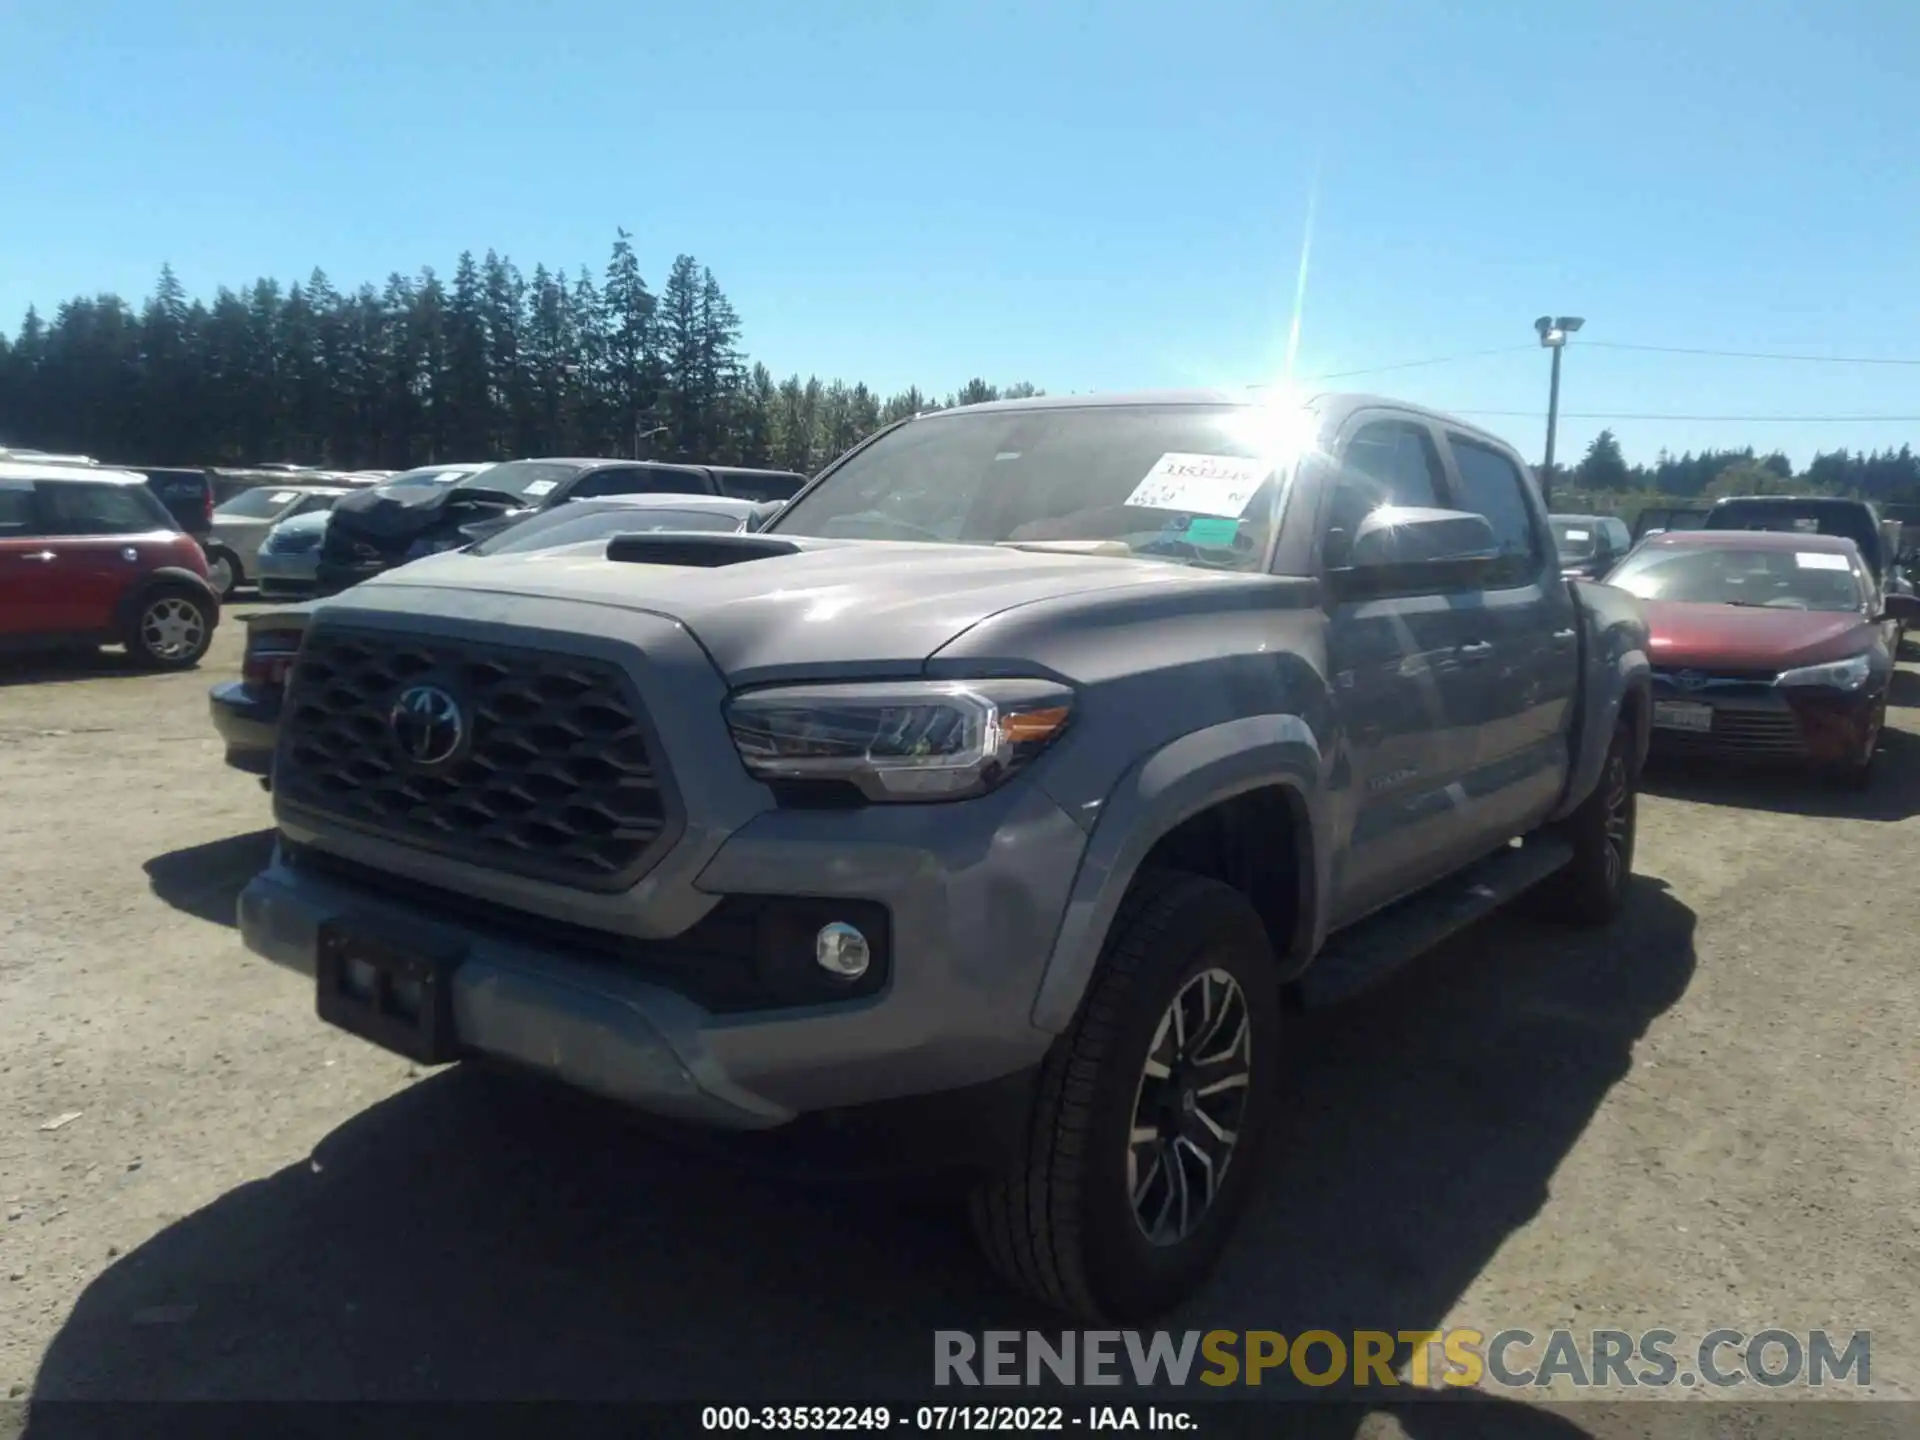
[0,650,147,688]
[1640,723,1920,822]
[142,830,276,928]
[1888,668,1920,709]
[21,878,1694,1437]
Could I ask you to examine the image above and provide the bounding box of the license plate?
[1653,699,1713,733]
[316,921,463,1065]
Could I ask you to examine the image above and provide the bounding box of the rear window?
[37,481,179,536]
[217,488,304,519]
[1551,518,1597,559]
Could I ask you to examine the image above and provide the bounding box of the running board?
[1296,836,1575,1007]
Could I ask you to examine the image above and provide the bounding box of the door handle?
[1458,641,1495,662]
[21,550,56,563]
[1551,627,1576,648]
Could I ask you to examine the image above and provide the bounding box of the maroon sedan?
[1603,530,1920,785]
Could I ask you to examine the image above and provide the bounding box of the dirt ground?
[2,613,1917,1426]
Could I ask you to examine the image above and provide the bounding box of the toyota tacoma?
[238,390,1651,1321]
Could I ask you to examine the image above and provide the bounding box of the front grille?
[1655,707,1805,757]
[276,627,674,889]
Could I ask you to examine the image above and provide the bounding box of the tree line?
[1553,428,1920,512]
[0,231,1038,476]
[4,237,1915,508]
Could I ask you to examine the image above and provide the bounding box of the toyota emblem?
[1674,670,1709,692]
[389,684,466,767]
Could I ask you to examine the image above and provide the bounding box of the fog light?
[815,922,871,979]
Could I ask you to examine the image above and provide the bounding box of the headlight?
[724,678,1074,802]
[1776,653,1872,690]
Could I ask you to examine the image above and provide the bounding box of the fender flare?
[114,567,221,637]
[1029,714,1325,1033]
[1552,647,1651,822]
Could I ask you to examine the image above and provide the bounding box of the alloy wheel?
[1601,753,1632,893]
[140,598,206,661]
[1126,967,1254,1246]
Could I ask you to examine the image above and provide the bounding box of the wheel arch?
[114,566,221,638]
[1030,715,1326,1033]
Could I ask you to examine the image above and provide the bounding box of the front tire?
[125,587,214,670]
[969,871,1280,1322]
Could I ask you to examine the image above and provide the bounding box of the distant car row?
[1,450,808,673]
[1552,493,1918,787]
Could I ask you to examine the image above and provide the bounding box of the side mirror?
[744,501,784,533]
[1328,507,1499,597]
[1878,593,1920,624]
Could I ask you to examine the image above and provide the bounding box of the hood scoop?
[604,532,803,568]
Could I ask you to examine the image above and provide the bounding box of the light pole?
[1534,314,1584,504]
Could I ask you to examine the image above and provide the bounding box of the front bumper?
[1649,677,1879,765]
[241,789,1085,1130]
[208,680,280,775]
[254,550,321,601]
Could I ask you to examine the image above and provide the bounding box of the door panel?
[1319,415,1489,926]
[1440,434,1579,849]
[32,482,179,632]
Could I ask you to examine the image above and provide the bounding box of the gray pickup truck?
[238,390,1651,1321]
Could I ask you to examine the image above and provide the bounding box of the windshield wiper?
[450,487,526,507]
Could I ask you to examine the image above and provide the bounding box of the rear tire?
[1534,716,1637,927]
[205,548,240,600]
[968,870,1281,1322]
[125,587,214,670]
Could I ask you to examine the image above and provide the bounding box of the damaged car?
[313,458,807,596]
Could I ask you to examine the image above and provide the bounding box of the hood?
[1642,598,1873,671]
[340,538,1259,684]
[328,480,527,549]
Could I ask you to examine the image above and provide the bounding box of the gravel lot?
[3,614,1917,1425]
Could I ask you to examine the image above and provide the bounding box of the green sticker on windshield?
[1183,517,1241,546]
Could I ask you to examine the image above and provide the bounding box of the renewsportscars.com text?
[933,1329,1871,1390]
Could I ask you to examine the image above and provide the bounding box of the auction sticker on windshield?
[523,480,558,497]
[1126,453,1269,518]
[1795,552,1850,571]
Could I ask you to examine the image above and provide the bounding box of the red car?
[0,462,221,669]
[1604,530,1920,785]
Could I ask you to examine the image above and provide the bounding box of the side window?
[1446,436,1542,587]
[1604,518,1632,555]
[35,482,171,537]
[293,494,337,517]
[1323,420,1446,568]
[0,482,38,536]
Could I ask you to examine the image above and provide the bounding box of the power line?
[1446,409,1920,423]
[1583,340,1920,366]
[1303,345,1534,381]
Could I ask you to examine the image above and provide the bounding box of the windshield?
[455,460,580,501]
[1606,545,1865,612]
[1551,519,1598,560]
[471,505,746,555]
[215,487,304,519]
[768,403,1302,571]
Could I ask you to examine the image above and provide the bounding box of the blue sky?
[3,0,1916,468]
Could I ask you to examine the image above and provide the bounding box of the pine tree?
[602,230,659,459]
